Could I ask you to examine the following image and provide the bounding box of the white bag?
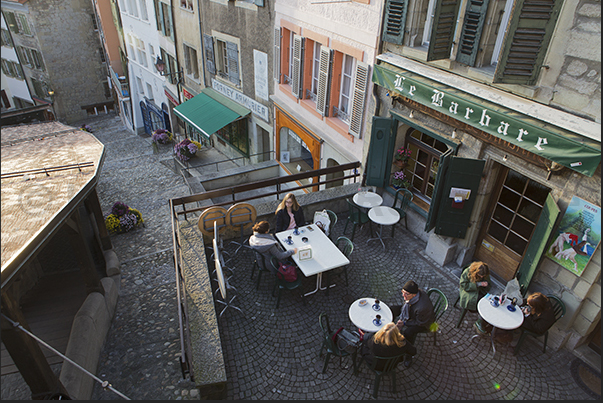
[503,278,524,306]
[313,209,331,235]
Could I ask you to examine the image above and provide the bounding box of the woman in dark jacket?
[359,323,416,371]
[275,193,305,232]
[520,292,556,334]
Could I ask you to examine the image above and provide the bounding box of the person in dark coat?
[390,280,435,367]
[519,292,557,335]
[359,323,417,371]
[459,261,491,312]
[275,193,305,233]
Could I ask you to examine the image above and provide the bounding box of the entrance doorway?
[475,166,551,281]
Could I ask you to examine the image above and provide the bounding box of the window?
[209,37,240,87]
[99,47,106,63]
[154,0,174,40]
[217,119,248,156]
[136,77,144,94]
[91,14,99,30]
[146,83,154,100]
[183,44,199,79]
[127,0,139,17]
[159,49,179,85]
[5,11,32,36]
[180,0,193,10]
[17,46,45,70]
[335,54,355,123]
[31,78,50,99]
[1,29,13,47]
[403,128,448,200]
[1,59,24,79]
[127,35,136,62]
[381,0,564,85]
[310,41,321,101]
[136,38,147,67]
[139,0,149,20]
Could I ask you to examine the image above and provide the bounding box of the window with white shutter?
[316,46,332,116]
[274,28,281,83]
[349,61,369,138]
[291,35,303,99]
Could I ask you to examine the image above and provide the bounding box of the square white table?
[276,224,349,296]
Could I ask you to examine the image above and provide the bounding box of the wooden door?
[475,167,552,282]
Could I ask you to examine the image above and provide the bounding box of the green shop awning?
[372,63,601,177]
[174,88,250,139]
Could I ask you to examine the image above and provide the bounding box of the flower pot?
[394,160,408,169]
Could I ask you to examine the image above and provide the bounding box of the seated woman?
[359,323,417,371]
[459,261,491,312]
[275,193,305,233]
[520,292,557,335]
[249,221,297,265]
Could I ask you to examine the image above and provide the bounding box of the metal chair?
[318,312,357,374]
[513,295,565,355]
[226,202,257,254]
[359,353,406,398]
[250,250,271,290]
[391,188,413,237]
[416,288,449,346]
[325,236,353,294]
[343,198,371,242]
[269,256,305,309]
[325,209,338,240]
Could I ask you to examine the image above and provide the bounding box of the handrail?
[178,150,276,176]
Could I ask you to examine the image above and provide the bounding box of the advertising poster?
[545,196,601,276]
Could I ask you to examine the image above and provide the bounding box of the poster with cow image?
[545,196,601,276]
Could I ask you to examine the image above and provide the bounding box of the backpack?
[277,262,298,282]
[313,209,331,235]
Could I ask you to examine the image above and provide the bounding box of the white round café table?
[472,295,524,356]
[353,191,383,209]
[367,206,400,249]
[348,298,393,333]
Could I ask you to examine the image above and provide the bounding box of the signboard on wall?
[211,78,269,122]
[253,49,268,101]
[545,196,601,276]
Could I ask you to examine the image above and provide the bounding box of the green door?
[515,193,560,295]
[365,117,396,188]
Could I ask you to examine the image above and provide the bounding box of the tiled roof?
[1,121,104,282]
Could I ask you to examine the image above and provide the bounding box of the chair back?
[319,312,336,350]
[371,353,405,373]
[392,188,413,212]
[346,198,361,220]
[326,209,338,228]
[427,288,449,322]
[253,249,268,271]
[335,236,354,258]
[547,295,566,322]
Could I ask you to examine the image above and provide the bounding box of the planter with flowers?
[104,201,144,234]
[391,170,410,189]
[80,124,93,133]
[393,146,412,169]
[151,129,173,153]
[174,138,199,162]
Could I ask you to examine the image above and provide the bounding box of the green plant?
[394,146,412,162]
[392,170,410,188]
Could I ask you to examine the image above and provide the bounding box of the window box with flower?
[391,170,410,189]
[393,146,412,168]
[104,201,144,234]
[174,138,199,162]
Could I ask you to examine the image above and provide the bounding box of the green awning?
[372,63,601,177]
[173,88,250,139]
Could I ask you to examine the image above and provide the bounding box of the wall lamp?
[155,56,184,84]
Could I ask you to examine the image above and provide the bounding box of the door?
[475,167,552,282]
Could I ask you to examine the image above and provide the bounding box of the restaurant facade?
[363,0,600,355]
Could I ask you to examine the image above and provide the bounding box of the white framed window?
[214,37,240,86]
[128,0,139,17]
[287,31,295,86]
[136,76,144,94]
[311,41,321,97]
[139,0,149,20]
[338,54,355,117]
[136,38,147,67]
[422,0,437,47]
[127,34,136,62]
[146,83,154,100]
[183,44,199,79]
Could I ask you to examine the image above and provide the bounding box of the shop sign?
[545,196,600,276]
[164,89,179,106]
[182,88,195,100]
[372,64,600,177]
[212,79,269,122]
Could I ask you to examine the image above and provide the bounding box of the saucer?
[372,304,381,311]
[507,305,516,312]
[358,299,367,306]
[372,318,382,326]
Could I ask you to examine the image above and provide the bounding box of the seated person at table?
[390,280,435,367]
[458,261,491,334]
[275,193,305,233]
[249,221,297,264]
[358,323,416,371]
[518,292,557,335]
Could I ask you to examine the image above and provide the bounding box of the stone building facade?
[365,0,600,356]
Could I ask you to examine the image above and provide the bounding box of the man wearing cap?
[392,280,435,367]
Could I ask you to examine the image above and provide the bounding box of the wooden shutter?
[226,42,240,86]
[365,117,397,188]
[316,46,332,116]
[254,0,264,6]
[274,28,281,83]
[5,12,19,33]
[515,194,559,295]
[493,0,563,85]
[425,148,453,233]
[291,35,303,99]
[456,0,490,66]
[426,0,462,62]
[349,61,369,138]
[382,0,409,45]
[203,34,216,75]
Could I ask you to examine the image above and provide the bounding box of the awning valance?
[173,88,250,139]
[372,63,601,177]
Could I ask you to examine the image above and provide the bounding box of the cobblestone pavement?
[2,113,597,400]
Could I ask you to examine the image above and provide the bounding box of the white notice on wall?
[254,50,268,101]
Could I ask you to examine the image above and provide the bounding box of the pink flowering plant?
[174,138,198,162]
[104,201,144,234]
[151,128,173,145]
[392,170,410,188]
[394,146,412,162]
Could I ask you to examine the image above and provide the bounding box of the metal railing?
[168,161,361,380]
[177,150,276,177]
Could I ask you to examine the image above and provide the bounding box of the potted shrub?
[104,201,144,234]
[393,146,412,168]
[391,170,410,189]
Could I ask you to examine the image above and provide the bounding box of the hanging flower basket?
[174,138,199,162]
[105,201,144,234]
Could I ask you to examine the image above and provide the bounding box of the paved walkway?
[2,113,598,400]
